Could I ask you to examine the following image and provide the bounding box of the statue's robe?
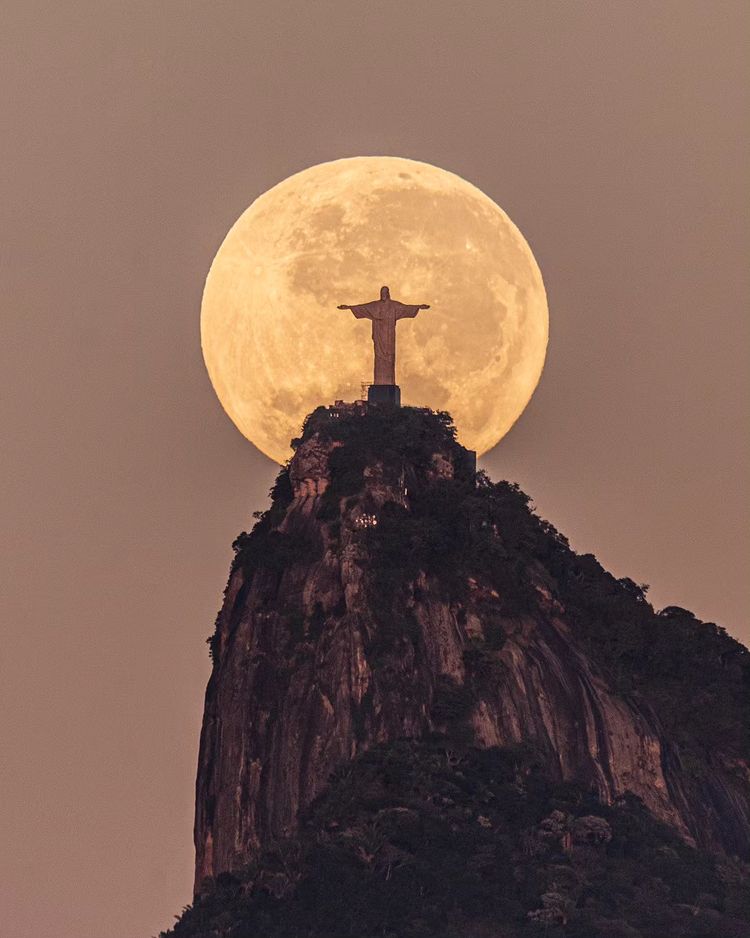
[347,298,422,385]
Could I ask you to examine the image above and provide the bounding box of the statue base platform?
[367,384,401,406]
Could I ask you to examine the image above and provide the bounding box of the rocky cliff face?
[193,405,750,894]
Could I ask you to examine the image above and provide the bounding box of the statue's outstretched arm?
[395,302,430,320]
[337,302,376,320]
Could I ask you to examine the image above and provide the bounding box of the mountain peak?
[179,404,749,936]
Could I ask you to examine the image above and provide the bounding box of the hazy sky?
[1,3,747,937]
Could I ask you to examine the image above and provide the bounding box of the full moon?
[201,157,548,464]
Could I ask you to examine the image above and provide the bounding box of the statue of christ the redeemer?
[338,286,430,386]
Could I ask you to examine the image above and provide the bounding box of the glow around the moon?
[201,157,548,464]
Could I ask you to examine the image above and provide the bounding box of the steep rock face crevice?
[194,405,749,893]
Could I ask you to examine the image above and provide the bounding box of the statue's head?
[380,285,390,300]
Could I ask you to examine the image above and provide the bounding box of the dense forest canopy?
[167,738,749,938]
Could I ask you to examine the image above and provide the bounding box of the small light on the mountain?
[354,513,378,529]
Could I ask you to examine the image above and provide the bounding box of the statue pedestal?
[367,384,401,406]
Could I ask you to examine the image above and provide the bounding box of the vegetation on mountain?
[165,738,749,938]
[189,405,749,936]
[225,406,748,763]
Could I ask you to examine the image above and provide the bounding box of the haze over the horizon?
[1,3,747,937]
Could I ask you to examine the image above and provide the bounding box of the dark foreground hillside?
[166,737,750,938]
[166,405,749,938]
